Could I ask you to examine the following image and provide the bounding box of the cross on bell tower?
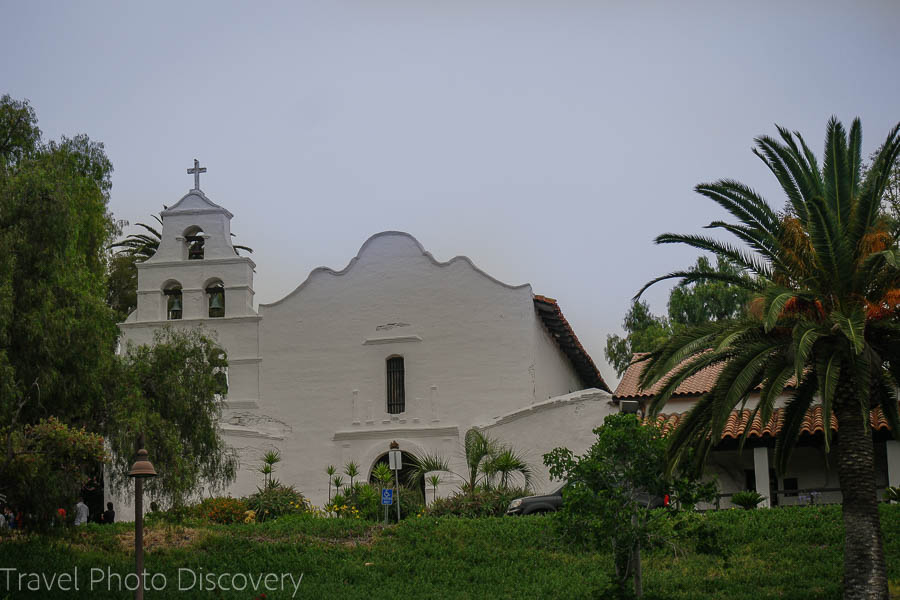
[187,158,207,190]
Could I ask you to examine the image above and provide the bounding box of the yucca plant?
[344,460,359,491]
[637,117,900,599]
[326,465,336,503]
[427,474,442,502]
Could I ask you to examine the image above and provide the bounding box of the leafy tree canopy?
[605,256,750,376]
[544,413,714,596]
[107,327,237,508]
[0,94,119,434]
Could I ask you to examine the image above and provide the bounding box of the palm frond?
[774,374,818,474]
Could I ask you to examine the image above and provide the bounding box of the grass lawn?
[0,504,897,599]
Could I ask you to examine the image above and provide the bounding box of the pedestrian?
[0,507,6,529]
[74,497,89,526]
[102,502,115,524]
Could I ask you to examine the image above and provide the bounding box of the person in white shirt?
[74,498,89,526]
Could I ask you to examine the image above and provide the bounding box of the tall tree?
[107,328,237,507]
[637,117,900,599]
[605,256,750,377]
[0,95,119,443]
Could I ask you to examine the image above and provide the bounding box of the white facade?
[116,184,613,516]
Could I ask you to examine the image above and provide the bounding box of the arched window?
[206,281,225,318]
[386,356,405,414]
[164,283,182,320]
[184,226,205,260]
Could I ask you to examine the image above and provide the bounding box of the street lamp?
[128,446,157,600]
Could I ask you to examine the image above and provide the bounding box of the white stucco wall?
[114,222,598,516]
[482,389,617,494]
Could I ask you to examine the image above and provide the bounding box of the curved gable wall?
[258,232,550,427]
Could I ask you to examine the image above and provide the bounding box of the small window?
[386,356,405,414]
[164,285,182,320]
[185,226,205,260]
[206,281,225,318]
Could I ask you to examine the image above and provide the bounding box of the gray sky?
[3,1,898,387]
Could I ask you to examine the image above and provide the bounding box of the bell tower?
[128,159,257,323]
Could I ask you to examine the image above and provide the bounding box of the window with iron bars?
[386,356,405,414]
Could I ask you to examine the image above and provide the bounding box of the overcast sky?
[2,1,898,387]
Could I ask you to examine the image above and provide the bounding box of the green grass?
[0,504,898,599]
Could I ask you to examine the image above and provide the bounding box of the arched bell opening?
[163,282,183,320]
[183,226,205,260]
[205,280,225,318]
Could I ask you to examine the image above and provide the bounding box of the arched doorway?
[369,451,426,500]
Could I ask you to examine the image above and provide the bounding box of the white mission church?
[113,163,618,516]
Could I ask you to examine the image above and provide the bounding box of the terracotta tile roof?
[533,295,610,393]
[647,404,896,441]
[614,353,727,399]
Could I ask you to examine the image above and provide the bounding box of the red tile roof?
[647,404,896,441]
[533,295,610,393]
[613,353,728,399]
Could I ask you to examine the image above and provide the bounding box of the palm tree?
[332,475,344,498]
[461,428,500,495]
[637,117,900,600]
[427,474,442,503]
[344,460,359,492]
[325,465,336,503]
[488,448,533,491]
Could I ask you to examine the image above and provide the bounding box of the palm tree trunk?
[833,384,888,600]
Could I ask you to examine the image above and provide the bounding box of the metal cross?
[187,158,207,190]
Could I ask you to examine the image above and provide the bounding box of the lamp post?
[388,441,402,522]
[128,443,157,600]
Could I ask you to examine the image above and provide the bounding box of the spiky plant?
[461,428,500,495]
[406,452,451,499]
[637,117,900,599]
[325,464,336,503]
[427,474,442,502]
[344,461,359,491]
[487,448,533,491]
[332,475,344,497]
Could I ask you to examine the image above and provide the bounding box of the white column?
[753,446,771,508]
[887,440,900,488]
[351,390,360,425]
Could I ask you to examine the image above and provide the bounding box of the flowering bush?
[196,496,248,524]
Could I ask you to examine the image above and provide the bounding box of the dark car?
[506,482,668,516]
[506,482,565,515]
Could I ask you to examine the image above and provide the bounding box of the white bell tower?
[129,159,257,323]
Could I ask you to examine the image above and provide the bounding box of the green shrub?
[195,496,248,524]
[336,483,425,521]
[731,490,765,510]
[427,487,529,518]
[245,483,311,522]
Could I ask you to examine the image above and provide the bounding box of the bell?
[209,293,224,310]
[128,448,157,479]
[169,296,183,312]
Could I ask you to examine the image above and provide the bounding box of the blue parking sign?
[381,489,393,505]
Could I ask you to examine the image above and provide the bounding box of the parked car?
[506,482,565,515]
[506,482,668,516]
